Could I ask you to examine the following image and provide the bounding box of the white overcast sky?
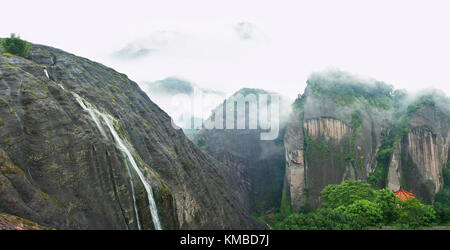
[1,0,450,99]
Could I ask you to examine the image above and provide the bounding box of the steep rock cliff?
[283,107,306,211]
[284,71,450,210]
[388,104,450,203]
[0,43,263,229]
[194,88,290,214]
[284,71,395,209]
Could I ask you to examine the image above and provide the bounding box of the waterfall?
[72,92,162,230]
[44,69,50,79]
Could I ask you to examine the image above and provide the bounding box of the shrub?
[1,33,30,58]
[196,138,206,147]
[276,208,363,230]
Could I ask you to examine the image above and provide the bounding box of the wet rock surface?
[0,44,263,229]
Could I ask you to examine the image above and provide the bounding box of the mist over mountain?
[282,70,450,210]
[139,77,226,138]
[194,88,292,214]
[0,36,449,230]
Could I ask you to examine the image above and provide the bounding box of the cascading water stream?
[44,69,50,79]
[72,92,162,230]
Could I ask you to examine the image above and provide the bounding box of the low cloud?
[113,47,152,59]
[140,77,226,130]
[234,22,258,40]
[112,30,188,59]
[112,22,268,60]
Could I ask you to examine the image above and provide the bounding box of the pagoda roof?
[393,188,416,201]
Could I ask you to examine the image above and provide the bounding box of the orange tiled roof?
[393,188,416,201]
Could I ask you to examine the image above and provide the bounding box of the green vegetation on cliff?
[368,134,396,188]
[393,90,450,138]
[0,34,30,58]
[307,71,394,109]
[369,90,450,188]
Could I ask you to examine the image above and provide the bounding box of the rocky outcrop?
[407,128,441,191]
[283,71,395,210]
[284,71,450,209]
[0,44,263,229]
[286,106,390,208]
[387,105,450,203]
[302,117,357,208]
[283,108,306,211]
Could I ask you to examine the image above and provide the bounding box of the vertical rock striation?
[283,71,395,210]
[304,118,350,141]
[285,71,450,210]
[388,105,450,203]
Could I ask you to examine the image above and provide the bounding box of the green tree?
[270,180,443,230]
[321,180,377,209]
[434,188,450,223]
[336,200,383,227]
[375,188,401,223]
[1,33,30,58]
[397,198,437,229]
[434,167,450,223]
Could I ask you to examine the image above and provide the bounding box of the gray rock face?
[283,108,306,211]
[194,89,290,214]
[0,44,263,229]
[284,86,392,209]
[387,142,402,191]
[284,72,450,209]
[387,105,450,203]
